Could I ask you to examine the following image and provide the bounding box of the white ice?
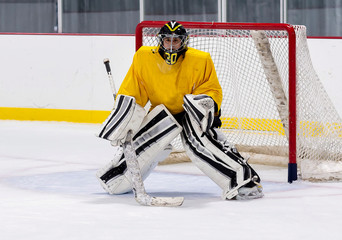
[0,120,341,240]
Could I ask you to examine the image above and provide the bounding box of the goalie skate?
[235,183,264,200]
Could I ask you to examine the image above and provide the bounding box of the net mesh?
[140,24,342,181]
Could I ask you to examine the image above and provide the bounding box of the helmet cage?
[157,33,189,65]
[158,33,188,54]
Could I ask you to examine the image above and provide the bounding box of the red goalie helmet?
[157,20,189,65]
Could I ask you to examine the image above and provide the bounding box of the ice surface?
[0,120,342,240]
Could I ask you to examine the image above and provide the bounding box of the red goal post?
[135,21,342,183]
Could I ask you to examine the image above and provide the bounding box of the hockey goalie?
[96,20,264,200]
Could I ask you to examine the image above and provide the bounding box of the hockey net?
[135,21,342,182]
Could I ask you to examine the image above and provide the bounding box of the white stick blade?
[150,197,184,207]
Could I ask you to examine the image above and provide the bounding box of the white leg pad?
[96,145,172,194]
[181,114,253,200]
[96,105,182,194]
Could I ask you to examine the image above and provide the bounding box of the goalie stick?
[102,58,184,207]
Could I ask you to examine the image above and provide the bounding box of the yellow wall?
[0,107,109,123]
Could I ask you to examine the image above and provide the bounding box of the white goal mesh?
[136,22,342,182]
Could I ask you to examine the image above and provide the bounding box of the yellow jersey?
[118,46,222,115]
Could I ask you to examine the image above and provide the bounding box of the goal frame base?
[288,163,298,183]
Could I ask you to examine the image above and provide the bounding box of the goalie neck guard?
[157,20,189,65]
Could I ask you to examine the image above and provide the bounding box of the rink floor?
[0,120,341,240]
